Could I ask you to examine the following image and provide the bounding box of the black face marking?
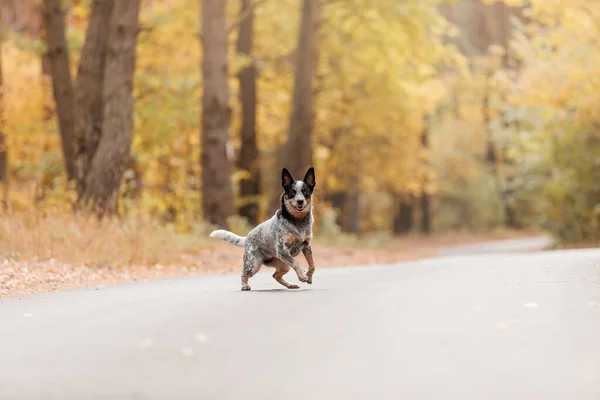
[284,182,312,200]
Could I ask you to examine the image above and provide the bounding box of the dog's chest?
[285,233,309,257]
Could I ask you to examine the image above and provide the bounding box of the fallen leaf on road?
[181,347,194,357]
[494,321,510,331]
[194,333,208,342]
[139,339,155,348]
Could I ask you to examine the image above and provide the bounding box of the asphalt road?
[1,247,599,400]
[437,235,554,256]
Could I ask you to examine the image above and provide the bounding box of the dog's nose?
[297,199,305,206]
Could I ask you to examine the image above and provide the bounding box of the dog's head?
[281,167,316,217]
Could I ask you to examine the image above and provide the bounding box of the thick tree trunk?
[236,0,260,225]
[42,0,77,180]
[284,0,320,176]
[393,193,414,235]
[201,0,235,228]
[81,0,140,215]
[74,0,114,197]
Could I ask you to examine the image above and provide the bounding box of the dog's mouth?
[293,204,306,212]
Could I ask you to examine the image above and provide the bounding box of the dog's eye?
[289,190,296,197]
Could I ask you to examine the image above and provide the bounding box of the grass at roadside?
[0,210,212,266]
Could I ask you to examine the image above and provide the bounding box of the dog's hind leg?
[271,259,299,290]
[241,251,262,291]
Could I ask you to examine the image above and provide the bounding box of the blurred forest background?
[0,0,598,266]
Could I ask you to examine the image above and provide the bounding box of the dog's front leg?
[277,245,308,283]
[302,245,316,284]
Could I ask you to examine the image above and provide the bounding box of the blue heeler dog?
[209,167,317,291]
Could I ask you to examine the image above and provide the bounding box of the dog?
[209,167,317,291]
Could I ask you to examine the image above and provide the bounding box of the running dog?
[209,167,316,291]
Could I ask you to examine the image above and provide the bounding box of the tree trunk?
[0,22,7,210]
[341,193,360,234]
[81,0,140,215]
[328,192,346,214]
[0,0,50,74]
[420,190,431,234]
[284,0,320,176]
[42,0,77,180]
[393,193,414,235]
[201,0,235,228]
[483,70,496,164]
[39,6,52,76]
[0,1,44,56]
[267,141,285,214]
[420,122,432,234]
[236,0,260,225]
[74,0,114,198]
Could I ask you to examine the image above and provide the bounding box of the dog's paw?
[288,284,300,289]
[241,285,251,291]
[297,271,309,283]
[307,270,314,284]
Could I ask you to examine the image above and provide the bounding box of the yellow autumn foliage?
[2,0,462,232]
[2,0,594,243]
[494,0,600,243]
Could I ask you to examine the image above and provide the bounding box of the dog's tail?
[209,229,246,247]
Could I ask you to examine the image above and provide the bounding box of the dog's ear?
[282,168,294,189]
[303,167,316,188]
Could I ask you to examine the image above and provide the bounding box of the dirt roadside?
[0,230,545,298]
